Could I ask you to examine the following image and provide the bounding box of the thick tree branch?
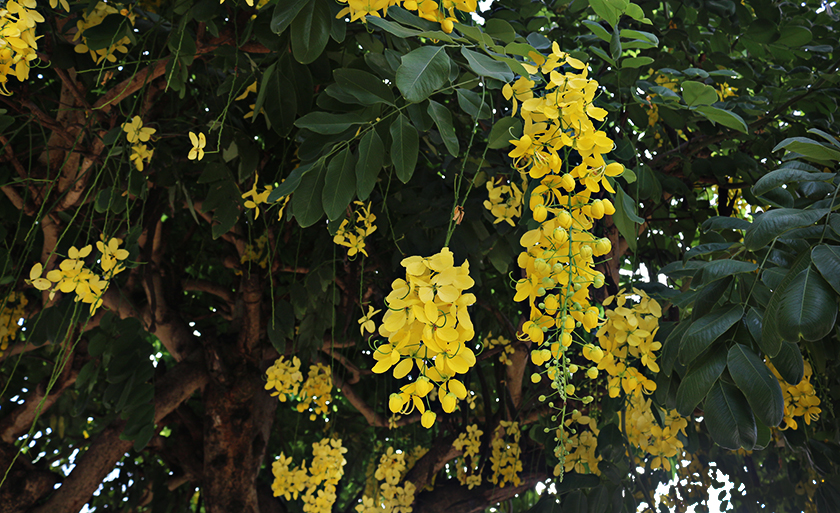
[30,358,208,513]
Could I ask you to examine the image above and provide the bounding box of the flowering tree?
[2,0,840,512]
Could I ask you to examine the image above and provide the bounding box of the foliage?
[2,1,840,513]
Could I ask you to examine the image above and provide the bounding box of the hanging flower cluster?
[370,247,477,428]
[356,447,417,513]
[768,359,821,430]
[266,358,333,420]
[556,410,601,476]
[271,438,348,513]
[122,116,156,172]
[0,0,43,96]
[489,421,522,488]
[242,172,290,221]
[73,2,136,64]
[622,392,688,471]
[0,291,27,355]
[483,332,514,366]
[296,363,333,421]
[240,234,271,269]
[27,238,130,315]
[334,201,377,258]
[452,423,483,489]
[585,289,662,398]
[336,0,477,34]
[483,177,525,226]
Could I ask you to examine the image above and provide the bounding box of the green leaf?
[768,340,804,386]
[427,100,459,157]
[487,117,522,149]
[695,106,749,133]
[267,162,313,203]
[676,349,727,416]
[702,216,751,232]
[333,68,395,106]
[582,20,611,41]
[621,56,655,69]
[744,208,828,251]
[684,242,735,260]
[395,46,451,103]
[773,137,840,162]
[704,381,757,450]
[697,260,758,285]
[263,70,297,137]
[762,252,811,355]
[322,148,357,221]
[776,25,813,47]
[752,169,835,197]
[295,111,371,134]
[356,130,384,201]
[744,306,779,357]
[84,14,132,51]
[460,48,514,82]
[271,0,308,34]
[389,114,419,183]
[613,184,643,252]
[777,264,837,343]
[812,244,840,296]
[365,16,422,38]
[291,0,331,64]
[679,304,744,364]
[682,81,719,107]
[456,89,491,119]
[727,344,784,427]
[588,0,620,27]
[292,160,327,227]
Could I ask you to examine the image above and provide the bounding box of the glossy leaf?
[333,68,395,106]
[769,340,804,386]
[727,344,784,427]
[679,304,744,364]
[427,100,459,157]
[292,160,326,227]
[744,208,828,251]
[460,48,514,82]
[291,0,331,64]
[695,106,749,133]
[777,264,837,342]
[676,349,727,416]
[355,129,384,201]
[811,244,840,296]
[322,148,357,221]
[752,168,835,197]
[704,381,757,450]
[389,114,419,183]
[395,46,450,103]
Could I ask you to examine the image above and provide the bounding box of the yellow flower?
[358,306,381,335]
[122,116,155,144]
[188,131,206,161]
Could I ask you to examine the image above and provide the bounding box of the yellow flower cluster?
[452,423,483,489]
[242,172,290,220]
[336,0,477,34]
[768,359,821,430]
[265,356,304,401]
[484,332,514,366]
[556,410,601,476]
[585,289,662,398]
[0,0,43,96]
[483,177,524,226]
[334,201,377,257]
[122,116,156,172]
[622,392,687,471]
[271,438,348,513]
[0,291,27,355]
[27,238,130,315]
[357,447,416,513]
[240,234,271,269]
[296,363,333,421]
[371,247,477,428]
[716,82,738,101]
[489,421,522,488]
[73,2,135,64]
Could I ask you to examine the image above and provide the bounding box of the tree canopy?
[2,0,840,512]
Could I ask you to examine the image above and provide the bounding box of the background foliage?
[2,0,840,512]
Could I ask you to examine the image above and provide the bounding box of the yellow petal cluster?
[452,423,483,489]
[296,363,333,421]
[334,201,377,257]
[73,2,135,64]
[0,0,43,96]
[122,116,156,171]
[240,233,271,269]
[265,356,303,402]
[373,247,476,428]
[272,438,348,513]
[0,291,27,355]
[489,421,522,488]
[242,172,290,221]
[483,332,514,366]
[557,410,601,476]
[483,177,524,226]
[27,238,129,315]
[336,0,476,34]
[768,359,821,430]
[622,392,687,472]
[357,448,417,513]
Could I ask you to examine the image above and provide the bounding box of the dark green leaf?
[427,100,459,157]
[295,110,371,134]
[695,106,749,133]
[395,46,451,103]
[613,184,644,252]
[263,70,297,137]
[752,169,835,197]
[762,252,812,354]
[389,114,419,183]
[684,242,735,260]
[271,0,308,34]
[662,321,690,377]
[812,244,840,296]
[291,0,331,64]
[768,340,804,385]
[702,216,751,232]
[322,148,357,221]
[488,117,522,149]
[727,344,784,427]
[744,208,828,251]
[356,129,384,201]
[267,162,313,202]
[679,304,744,364]
[333,68,395,106]
[456,89,491,119]
[676,349,727,416]
[460,48,514,82]
[704,381,757,450]
[292,160,327,227]
[774,137,840,162]
[697,260,758,285]
[777,265,837,342]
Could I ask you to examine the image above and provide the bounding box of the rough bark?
[0,445,59,513]
[412,471,546,513]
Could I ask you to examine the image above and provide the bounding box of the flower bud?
[421,410,436,429]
